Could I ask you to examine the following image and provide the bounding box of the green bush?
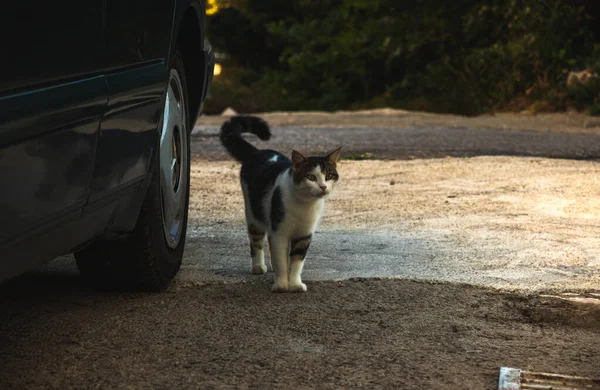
[205,0,600,116]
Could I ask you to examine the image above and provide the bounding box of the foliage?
[205,0,600,115]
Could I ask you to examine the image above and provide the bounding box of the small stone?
[221,107,238,116]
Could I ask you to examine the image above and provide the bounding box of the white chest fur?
[273,173,324,236]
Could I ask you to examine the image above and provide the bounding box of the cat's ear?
[325,146,342,165]
[291,150,307,168]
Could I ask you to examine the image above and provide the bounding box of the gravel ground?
[193,109,600,161]
[188,157,600,292]
[1,110,599,389]
[197,108,600,134]
[1,276,599,389]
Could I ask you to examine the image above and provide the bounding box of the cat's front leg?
[268,235,289,292]
[288,234,312,292]
[247,224,267,274]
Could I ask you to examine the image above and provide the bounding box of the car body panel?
[0,1,106,95]
[0,76,108,146]
[88,63,166,202]
[0,0,212,284]
[104,0,175,69]
[0,76,108,245]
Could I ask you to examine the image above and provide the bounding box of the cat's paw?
[271,280,289,293]
[288,283,307,293]
[251,264,267,275]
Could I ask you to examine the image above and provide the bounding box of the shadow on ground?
[1,259,599,389]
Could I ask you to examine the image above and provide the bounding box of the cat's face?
[290,147,341,199]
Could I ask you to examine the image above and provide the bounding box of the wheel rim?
[159,69,188,249]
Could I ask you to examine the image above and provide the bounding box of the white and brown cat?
[220,115,341,293]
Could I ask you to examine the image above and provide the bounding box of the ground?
[198,108,600,134]
[187,157,600,292]
[1,278,599,389]
[1,109,599,388]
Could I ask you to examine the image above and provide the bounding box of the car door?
[0,2,107,258]
[87,0,175,205]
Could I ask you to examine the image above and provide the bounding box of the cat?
[220,115,341,293]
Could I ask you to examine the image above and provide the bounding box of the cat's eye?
[306,174,317,181]
[326,174,333,180]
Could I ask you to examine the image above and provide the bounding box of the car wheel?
[75,51,191,291]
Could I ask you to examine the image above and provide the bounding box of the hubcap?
[159,69,187,248]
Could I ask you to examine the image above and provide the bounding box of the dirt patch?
[177,115,600,385]
[522,292,600,329]
[190,156,600,291]
[1,278,599,389]
[198,108,600,134]
[2,152,599,388]
[178,154,600,385]
[194,110,600,161]
[3,110,600,388]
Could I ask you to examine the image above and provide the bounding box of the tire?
[75,51,191,291]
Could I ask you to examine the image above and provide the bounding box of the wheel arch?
[86,1,212,240]
[173,1,212,129]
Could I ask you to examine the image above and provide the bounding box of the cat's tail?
[219,115,272,163]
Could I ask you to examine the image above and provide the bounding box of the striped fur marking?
[290,234,312,259]
[248,224,265,256]
[248,224,263,236]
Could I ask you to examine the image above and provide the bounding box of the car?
[0,0,214,291]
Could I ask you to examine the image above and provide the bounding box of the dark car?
[0,0,214,290]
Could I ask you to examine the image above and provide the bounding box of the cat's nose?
[319,185,327,191]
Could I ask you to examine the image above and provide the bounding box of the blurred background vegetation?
[203,0,600,116]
